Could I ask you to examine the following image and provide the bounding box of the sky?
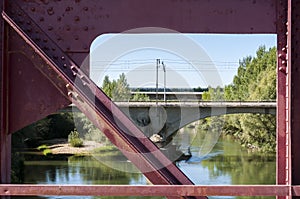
[90,33,276,89]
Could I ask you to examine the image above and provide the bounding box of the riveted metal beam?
[0,0,11,186]
[0,185,292,197]
[276,2,289,199]
[2,2,205,199]
[288,1,300,195]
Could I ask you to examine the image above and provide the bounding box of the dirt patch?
[41,139,104,155]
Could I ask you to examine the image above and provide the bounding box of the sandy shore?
[41,139,104,155]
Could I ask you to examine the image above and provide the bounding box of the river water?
[15,125,276,199]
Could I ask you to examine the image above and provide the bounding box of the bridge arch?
[116,101,276,143]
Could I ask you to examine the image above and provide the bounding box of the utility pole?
[162,61,166,103]
[156,59,160,105]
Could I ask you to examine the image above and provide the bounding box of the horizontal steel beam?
[0,185,292,197]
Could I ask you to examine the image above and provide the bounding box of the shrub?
[68,129,83,147]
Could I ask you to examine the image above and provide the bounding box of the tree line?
[201,46,276,152]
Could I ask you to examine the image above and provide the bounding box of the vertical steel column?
[288,0,300,198]
[0,0,11,185]
[276,1,289,199]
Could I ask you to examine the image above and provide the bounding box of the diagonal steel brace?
[2,2,206,199]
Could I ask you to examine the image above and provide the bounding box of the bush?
[68,129,83,147]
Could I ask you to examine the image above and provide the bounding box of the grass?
[93,145,118,153]
[37,144,52,156]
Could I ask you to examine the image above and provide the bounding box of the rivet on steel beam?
[57,16,62,21]
[83,7,88,11]
[47,7,54,15]
[80,75,90,86]
[76,94,84,103]
[48,26,53,31]
[65,7,71,12]
[74,35,79,40]
[66,26,71,31]
[279,53,286,59]
[84,26,88,31]
[39,17,44,22]
[61,56,65,60]
[281,60,287,66]
[67,92,73,97]
[282,47,287,52]
[26,21,31,25]
[43,38,48,43]
[279,67,287,73]
[63,63,67,68]
[66,84,71,89]
[74,16,80,22]
[31,7,36,12]
[286,22,288,26]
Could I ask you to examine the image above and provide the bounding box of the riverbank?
[39,139,104,155]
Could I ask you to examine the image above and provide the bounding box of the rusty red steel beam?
[0,0,10,184]
[276,1,288,197]
[1,3,205,199]
[288,0,300,193]
[0,185,292,197]
[13,0,278,74]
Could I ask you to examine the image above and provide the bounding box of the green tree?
[101,73,131,101]
[223,46,277,152]
[131,89,150,101]
[202,86,224,101]
[112,73,131,101]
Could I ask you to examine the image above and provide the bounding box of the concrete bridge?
[68,101,276,143]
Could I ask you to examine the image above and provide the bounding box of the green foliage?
[13,112,75,149]
[42,149,53,156]
[102,73,150,102]
[68,129,84,147]
[11,151,24,183]
[224,46,276,101]
[73,112,109,144]
[37,145,48,151]
[200,46,277,153]
[222,46,277,153]
[93,145,118,153]
[131,89,150,101]
[102,73,131,101]
[37,144,53,156]
[202,86,224,101]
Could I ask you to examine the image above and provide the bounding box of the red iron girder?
[0,185,292,197]
[288,0,300,189]
[276,0,288,194]
[2,3,205,199]
[0,0,10,184]
[7,29,70,133]
[12,0,278,74]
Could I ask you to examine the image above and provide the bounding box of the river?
[14,125,276,199]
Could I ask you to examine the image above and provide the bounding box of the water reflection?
[15,124,276,199]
